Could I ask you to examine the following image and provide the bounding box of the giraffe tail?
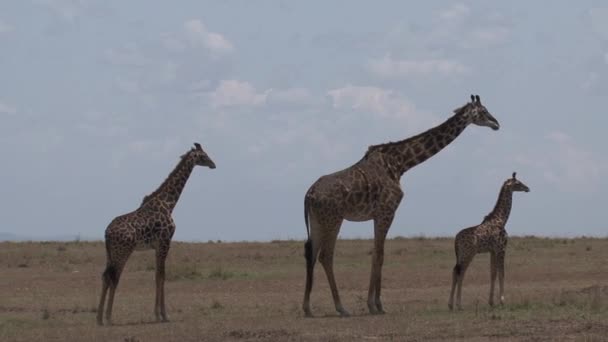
[453,264,462,276]
[303,194,313,269]
[304,194,310,239]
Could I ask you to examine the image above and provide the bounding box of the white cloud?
[128,138,182,157]
[515,131,606,193]
[369,55,469,78]
[115,78,141,93]
[208,80,268,108]
[590,7,608,40]
[104,45,147,67]
[0,20,13,34]
[183,19,234,54]
[470,26,510,45]
[438,3,470,21]
[0,101,17,115]
[207,81,316,108]
[266,88,313,106]
[431,4,511,48]
[34,0,94,23]
[328,85,430,123]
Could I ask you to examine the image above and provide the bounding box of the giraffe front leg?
[489,252,497,307]
[368,215,393,314]
[155,245,170,322]
[497,251,506,305]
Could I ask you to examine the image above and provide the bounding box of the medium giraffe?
[303,95,500,317]
[97,143,216,326]
[448,172,530,311]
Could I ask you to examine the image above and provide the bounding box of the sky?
[1,1,607,241]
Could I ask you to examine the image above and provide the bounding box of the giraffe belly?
[134,239,158,251]
[343,209,374,222]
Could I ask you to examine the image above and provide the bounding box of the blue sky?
[1,1,607,241]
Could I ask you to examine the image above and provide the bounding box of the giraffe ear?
[470,94,475,102]
[475,95,480,103]
[194,142,202,150]
[512,172,517,179]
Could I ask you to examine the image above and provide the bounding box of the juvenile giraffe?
[448,172,530,311]
[97,143,216,326]
[303,95,500,317]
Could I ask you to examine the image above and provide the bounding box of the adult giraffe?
[302,95,500,317]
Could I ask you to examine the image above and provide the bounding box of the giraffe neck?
[143,155,196,213]
[366,110,469,178]
[485,184,513,225]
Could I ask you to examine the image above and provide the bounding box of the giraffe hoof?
[369,308,384,315]
[338,310,351,318]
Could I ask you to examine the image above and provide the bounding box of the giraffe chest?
[134,228,159,250]
[131,221,174,251]
[475,229,508,253]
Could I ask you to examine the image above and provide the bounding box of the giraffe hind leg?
[104,264,120,325]
[448,263,460,311]
[96,265,114,325]
[302,238,318,317]
[455,256,474,310]
[318,222,349,317]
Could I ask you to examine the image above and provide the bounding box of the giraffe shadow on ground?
[108,318,182,327]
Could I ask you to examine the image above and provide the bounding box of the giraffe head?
[456,94,500,131]
[505,172,530,192]
[184,142,216,169]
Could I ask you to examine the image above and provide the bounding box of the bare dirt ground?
[1,237,607,341]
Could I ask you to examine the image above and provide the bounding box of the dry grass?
[1,237,607,341]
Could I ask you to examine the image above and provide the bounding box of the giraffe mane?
[138,149,194,204]
[364,103,471,157]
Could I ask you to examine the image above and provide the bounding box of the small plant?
[41,308,50,320]
[211,300,223,310]
[166,263,203,281]
[208,266,234,280]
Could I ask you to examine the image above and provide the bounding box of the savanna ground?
[1,237,607,341]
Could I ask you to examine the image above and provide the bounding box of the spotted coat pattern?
[448,173,530,311]
[97,143,216,325]
[302,95,501,317]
